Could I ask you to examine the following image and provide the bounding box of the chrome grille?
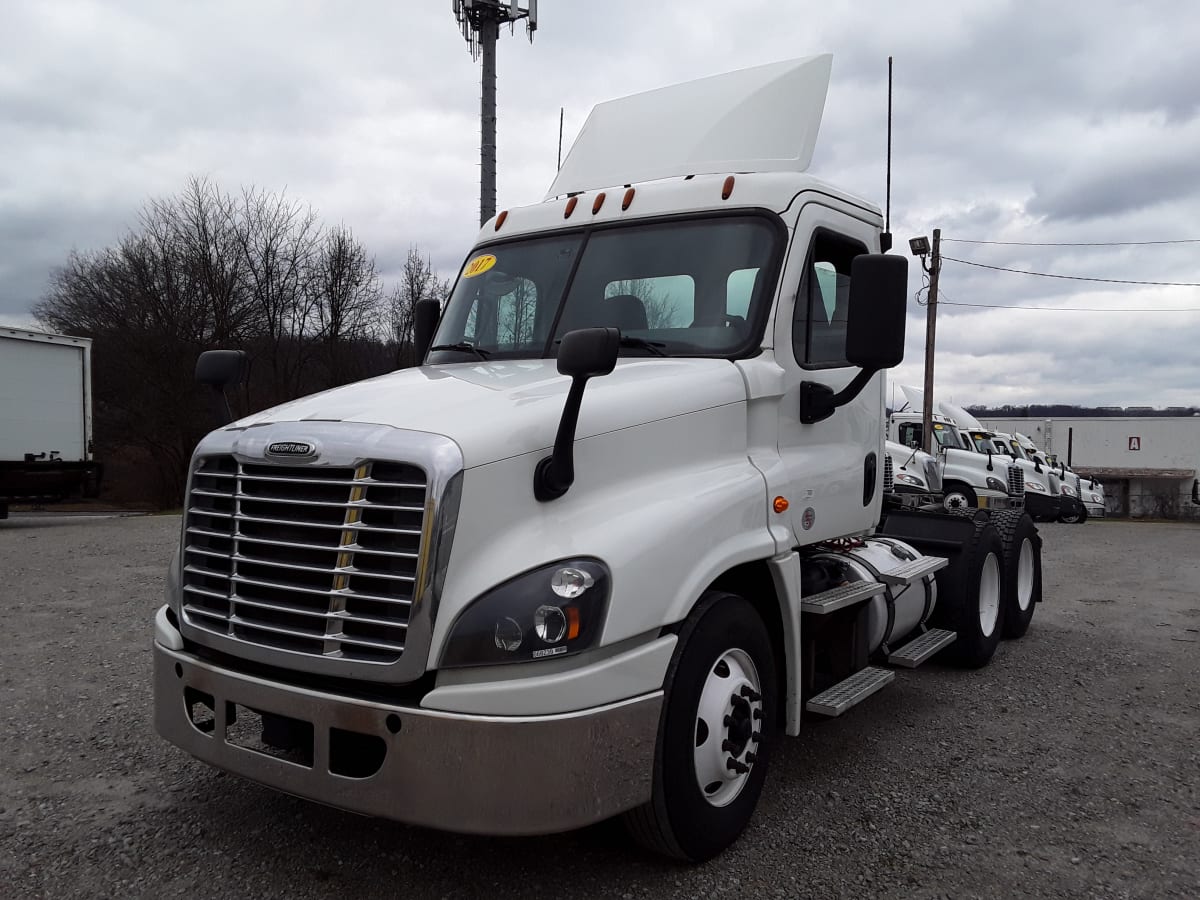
[883,454,895,492]
[1007,465,1025,496]
[181,455,428,663]
[922,456,942,493]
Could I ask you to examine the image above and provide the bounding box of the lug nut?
[745,752,757,765]
[740,686,762,702]
[723,715,735,727]
[721,739,736,752]
[753,709,764,720]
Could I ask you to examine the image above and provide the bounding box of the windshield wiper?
[429,341,491,361]
[617,336,668,357]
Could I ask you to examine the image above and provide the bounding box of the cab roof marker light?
[494,210,508,231]
[722,175,736,200]
[564,196,578,218]
[592,192,606,215]
[621,187,635,211]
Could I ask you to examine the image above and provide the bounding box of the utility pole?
[452,1,539,227]
[920,228,942,454]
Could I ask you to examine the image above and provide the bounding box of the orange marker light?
[564,196,578,218]
[622,187,635,210]
[722,175,736,200]
[592,192,606,214]
[773,496,789,514]
[566,606,581,640]
[494,210,508,231]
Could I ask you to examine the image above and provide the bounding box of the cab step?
[877,555,948,587]
[800,580,886,615]
[886,628,956,668]
[805,666,894,717]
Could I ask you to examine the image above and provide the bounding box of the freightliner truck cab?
[154,57,1044,861]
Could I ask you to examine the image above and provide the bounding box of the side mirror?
[534,328,620,502]
[414,299,441,363]
[195,350,249,426]
[800,253,907,424]
[845,253,908,370]
[195,350,249,389]
[557,326,620,379]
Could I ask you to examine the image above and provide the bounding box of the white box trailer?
[0,326,101,517]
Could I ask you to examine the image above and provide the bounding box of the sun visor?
[546,54,832,199]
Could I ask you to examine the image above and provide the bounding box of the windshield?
[1007,439,1027,459]
[969,431,997,454]
[429,215,781,362]
[932,422,961,449]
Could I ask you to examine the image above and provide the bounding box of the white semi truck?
[0,326,102,518]
[887,410,1025,511]
[152,57,1044,861]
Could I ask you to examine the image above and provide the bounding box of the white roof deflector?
[546,54,833,199]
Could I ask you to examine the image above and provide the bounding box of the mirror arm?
[800,368,876,425]
[534,376,590,502]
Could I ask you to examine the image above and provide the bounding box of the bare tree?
[389,246,450,366]
[311,224,384,385]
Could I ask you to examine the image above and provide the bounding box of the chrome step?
[877,555,948,587]
[800,580,886,615]
[886,628,957,668]
[805,666,895,717]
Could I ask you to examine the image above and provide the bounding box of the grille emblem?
[266,441,316,459]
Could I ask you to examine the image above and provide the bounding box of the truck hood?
[230,359,748,468]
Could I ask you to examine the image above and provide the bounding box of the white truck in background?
[0,327,102,518]
[153,57,1045,861]
[887,410,1025,511]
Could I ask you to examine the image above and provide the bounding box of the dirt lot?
[1,515,1197,899]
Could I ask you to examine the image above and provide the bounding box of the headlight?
[986,476,1006,493]
[1061,484,1077,497]
[1090,493,1103,503]
[440,559,610,668]
[895,472,924,486]
[1026,480,1047,493]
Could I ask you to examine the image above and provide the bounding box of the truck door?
[773,199,885,543]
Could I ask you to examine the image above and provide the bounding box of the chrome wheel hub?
[693,648,762,808]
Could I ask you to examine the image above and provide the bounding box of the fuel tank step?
[886,628,956,668]
[876,555,948,587]
[800,580,886,615]
[805,666,895,717]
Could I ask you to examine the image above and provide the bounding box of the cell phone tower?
[452,1,538,226]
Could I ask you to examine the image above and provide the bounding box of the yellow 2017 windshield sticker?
[462,254,497,278]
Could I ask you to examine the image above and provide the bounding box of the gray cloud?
[3,0,1198,406]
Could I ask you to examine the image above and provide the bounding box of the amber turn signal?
[773,496,789,514]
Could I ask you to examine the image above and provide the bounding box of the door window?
[792,229,867,367]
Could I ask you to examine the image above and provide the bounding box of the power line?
[942,255,1200,287]
[940,300,1200,312]
[943,237,1200,247]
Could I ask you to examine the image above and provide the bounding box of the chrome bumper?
[154,643,662,835]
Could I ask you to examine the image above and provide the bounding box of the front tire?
[624,591,777,862]
[943,481,978,511]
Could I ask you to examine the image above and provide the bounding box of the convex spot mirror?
[558,327,620,379]
[845,254,908,371]
[195,350,249,389]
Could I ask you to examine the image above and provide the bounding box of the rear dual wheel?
[930,512,1005,668]
[990,509,1042,638]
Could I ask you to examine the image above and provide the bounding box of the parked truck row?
[152,56,1047,860]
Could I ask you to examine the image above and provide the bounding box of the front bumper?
[1022,491,1061,520]
[1084,502,1106,518]
[976,490,1021,511]
[154,642,662,835]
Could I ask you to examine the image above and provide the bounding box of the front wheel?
[624,592,777,862]
[943,481,978,511]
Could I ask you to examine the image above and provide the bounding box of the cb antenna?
[882,56,894,252]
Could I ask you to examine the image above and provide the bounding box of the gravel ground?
[1,515,1197,899]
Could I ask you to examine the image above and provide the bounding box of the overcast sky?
[4,1,1199,406]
